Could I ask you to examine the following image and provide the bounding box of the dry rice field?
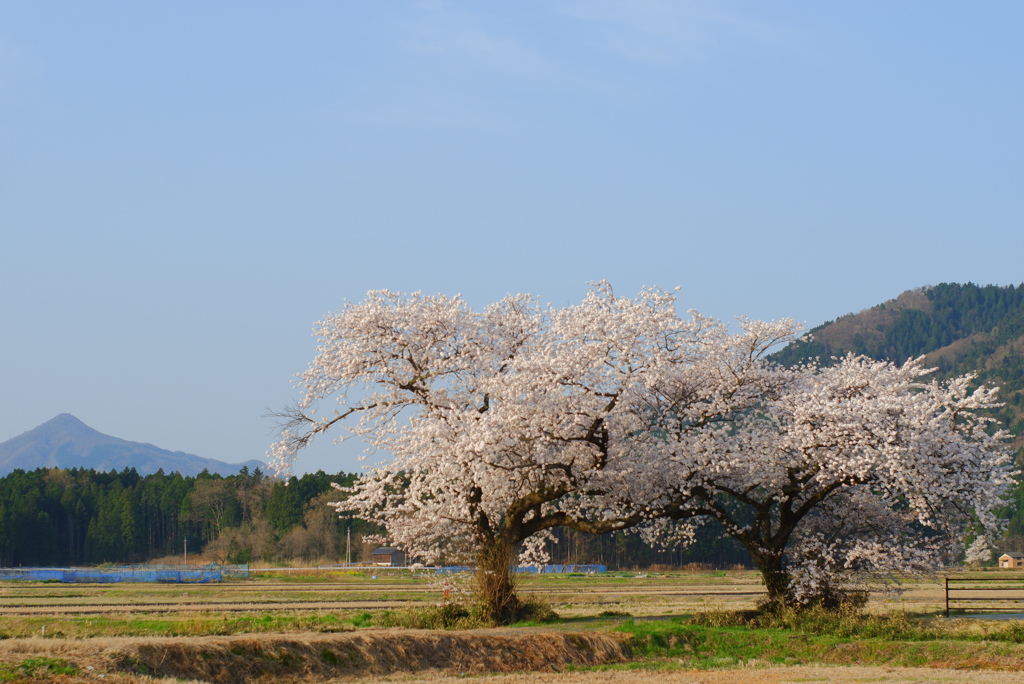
[0,569,1021,683]
[0,568,958,620]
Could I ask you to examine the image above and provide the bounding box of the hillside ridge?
[773,281,1024,442]
[0,414,263,477]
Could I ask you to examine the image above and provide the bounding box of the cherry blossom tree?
[655,355,1016,609]
[271,283,798,623]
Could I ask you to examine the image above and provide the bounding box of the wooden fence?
[944,575,1024,617]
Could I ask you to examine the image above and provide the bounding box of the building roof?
[999,552,1024,559]
[371,547,403,555]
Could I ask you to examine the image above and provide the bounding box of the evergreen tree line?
[536,520,750,570]
[0,466,752,569]
[883,282,1024,361]
[773,283,1024,368]
[0,466,373,567]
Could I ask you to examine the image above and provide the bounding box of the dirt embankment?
[370,668,1024,683]
[0,630,631,683]
[7,628,1024,684]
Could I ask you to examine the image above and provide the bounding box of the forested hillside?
[773,283,1024,439]
[0,466,375,567]
[0,466,748,569]
[773,282,1024,555]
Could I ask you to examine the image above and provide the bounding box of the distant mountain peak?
[36,413,98,435]
[38,413,85,429]
[0,415,264,477]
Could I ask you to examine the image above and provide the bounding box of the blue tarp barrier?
[436,564,606,574]
[0,564,249,583]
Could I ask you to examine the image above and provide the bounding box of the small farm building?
[370,547,406,566]
[999,553,1024,569]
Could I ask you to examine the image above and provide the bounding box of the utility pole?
[184,537,188,567]
[346,524,351,567]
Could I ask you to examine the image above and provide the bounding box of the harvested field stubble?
[0,571,960,629]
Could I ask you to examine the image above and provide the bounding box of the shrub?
[512,599,559,624]
[377,603,481,630]
[688,605,936,642]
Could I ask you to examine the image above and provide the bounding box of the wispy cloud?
[556,0,785,64]
[402,1,560,79]
[346,0,788,129]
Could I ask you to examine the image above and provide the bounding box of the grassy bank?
[0,631,632,683]
[614,610,1024,671]
[2,611,1024,681]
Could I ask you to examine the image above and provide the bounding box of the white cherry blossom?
[272,282,798,622]
[657,355,1015,607]
[272,284,1014,616]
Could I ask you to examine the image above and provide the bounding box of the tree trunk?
[751,550,790,611]
[475,537,522,625]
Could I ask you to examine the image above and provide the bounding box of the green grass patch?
[0,657,78,681]
[348,611,375,628]
[613,610,1024,671]
[0,612,356,638]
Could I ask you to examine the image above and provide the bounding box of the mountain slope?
[773,282,1024,441]
[0,414,264,477]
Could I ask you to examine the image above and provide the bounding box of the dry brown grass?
[344,667,1024,683]
[0,630,630,683]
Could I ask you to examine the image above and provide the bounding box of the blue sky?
[2,1,1021,474]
